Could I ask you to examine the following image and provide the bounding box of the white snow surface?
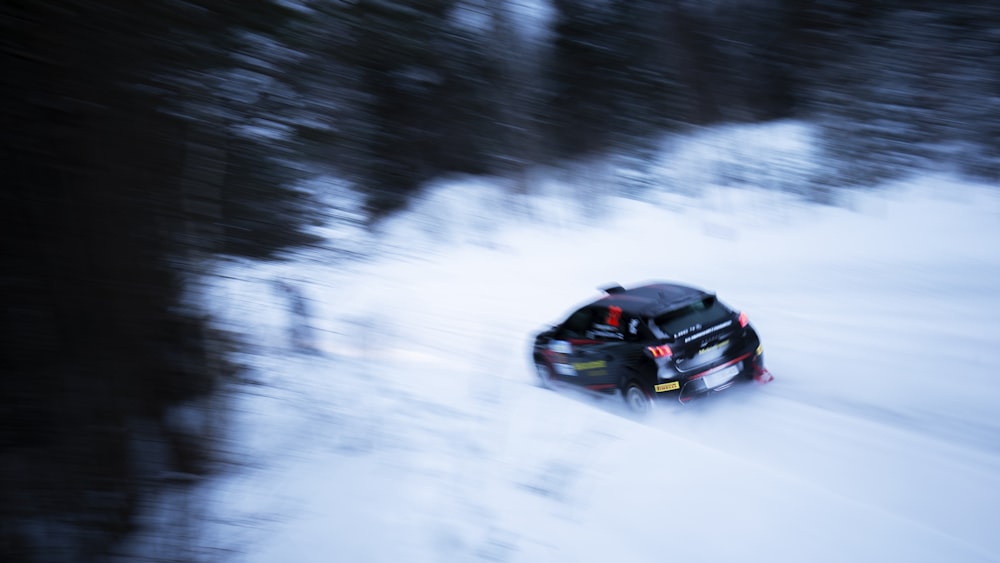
[194,165,1000,562]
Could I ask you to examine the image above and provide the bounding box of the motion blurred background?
[2,1,998,561]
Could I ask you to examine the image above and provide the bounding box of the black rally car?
[532,282,772,414]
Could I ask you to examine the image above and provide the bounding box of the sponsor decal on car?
[683,320,733,343]
[606,306,622,327]
[587,323,624,340]
[698,339,729,355]
[554,363,577,376]
[588,330,624,340]
[549,341,573,355]
[673,323,703,340]
[572,360,608,376]
[654,381,680,392]
[545,341,577,375]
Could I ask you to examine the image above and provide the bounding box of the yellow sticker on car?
[655,381,680,392]
[699,339,729,354]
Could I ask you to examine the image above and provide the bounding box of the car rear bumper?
[655,350,769,404]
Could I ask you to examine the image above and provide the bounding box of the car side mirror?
[548,340,573,355]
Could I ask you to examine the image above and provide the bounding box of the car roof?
[595,282,712,317]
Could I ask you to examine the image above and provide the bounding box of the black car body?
[531,282,772,413]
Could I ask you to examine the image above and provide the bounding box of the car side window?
[622,314,643,341]
[586,306,626,342]
[557,307,593,339]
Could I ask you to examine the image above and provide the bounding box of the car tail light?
[646,344,673,359]
[738,311,749,328]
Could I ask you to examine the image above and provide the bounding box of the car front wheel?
[535,363,553,389]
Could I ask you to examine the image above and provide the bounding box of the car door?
[553,305,625,389]
[543,306,594,384]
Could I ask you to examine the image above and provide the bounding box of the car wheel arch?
[619,366,648,393]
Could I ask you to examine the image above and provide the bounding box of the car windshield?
[653,296,732,339]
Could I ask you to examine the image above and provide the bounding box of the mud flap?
[754,367,774,384]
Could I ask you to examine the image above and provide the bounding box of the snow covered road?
[196,176,1000,562]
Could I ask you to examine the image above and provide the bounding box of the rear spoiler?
[600,283,626,295]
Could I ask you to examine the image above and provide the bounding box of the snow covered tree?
[794,1,1000,185]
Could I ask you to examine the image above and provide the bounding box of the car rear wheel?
[624,383,653,415]
[535,363,553,389]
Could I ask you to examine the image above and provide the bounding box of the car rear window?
[653,296,732,339]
